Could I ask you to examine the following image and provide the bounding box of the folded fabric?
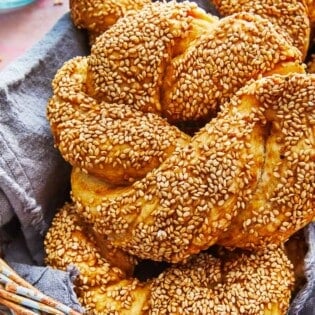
[288,223,315,315]
[0,11,88,312]
[9,262,84,313]
[0,12,88,265]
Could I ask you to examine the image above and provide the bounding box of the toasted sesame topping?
[45,2,314,313]
[70,0,150,37]
[84,2,304,122]
[86,1,219,115]
[44,203,150,313]
[149,246,294,315]
[72,73,315,263]
[48,1,305,188]
[161,12,303,122]
[218,73,315,249]
[45,203,294,314]
[212,0,310,59]
[44,203,135,281]
[47,56,190,185]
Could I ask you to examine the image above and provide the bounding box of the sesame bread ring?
[86,1,303,123]
[71,73,315,263]
[45,202,294,315]
[47,56,190,185]
[149,246,294,315]
[212,0,311,59]
[160,12,305,122]
[70,0,151,42]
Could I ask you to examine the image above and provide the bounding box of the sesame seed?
[46,1,314,312]
[70,0,151,42]
[212,0,310,58]
[69,73,315,263]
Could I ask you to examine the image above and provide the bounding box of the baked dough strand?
[70,0,151,43]
[47,56,190,185]
[71,73,315,263]
[45,203,294,315]
[212,0,310,59]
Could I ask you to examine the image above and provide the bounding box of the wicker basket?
[0,258,81,315]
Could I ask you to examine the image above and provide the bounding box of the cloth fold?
[0,12,88,312]
[0,12,88,265]
[9,262,84,313]
[288,223,315,315]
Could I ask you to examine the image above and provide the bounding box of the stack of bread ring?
[44,1,315,314]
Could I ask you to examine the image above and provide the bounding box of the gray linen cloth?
[0,2,314,314]
[0,12,87,312]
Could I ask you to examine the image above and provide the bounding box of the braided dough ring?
[45,202,295,315]
[48,2,305,186]
[212,0,311,59]
[47,2,313,263]
[71,72,315,263]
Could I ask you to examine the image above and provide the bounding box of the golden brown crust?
[44,203,150,314]
[86,2,303,123]
[149,246,294,315]
[44,203,136,279]
[216,73,315,249]
[161,12,304,122]
[47,56,190,185]
[48,2,305,187]
[71,73,315,263]
[86,1,220,116]
[212,0,310,59]
[47,1,313,264]
[45,203,294,314]
[45,2,314,313]
[70,0,151,40]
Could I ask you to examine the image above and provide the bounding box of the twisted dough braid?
[47,56,190,185]
[47,1,305,185]
[86,3,303,122]
[212,0,311,59]
[70,73,315,263]
[45,2,314,313]
[47,2,312,263]
[45,203,294,315]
